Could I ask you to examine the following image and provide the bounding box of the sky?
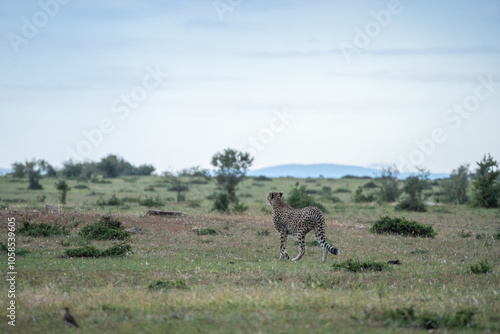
[1,0,500,175]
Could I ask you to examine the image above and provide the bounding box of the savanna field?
[1,174,499,333]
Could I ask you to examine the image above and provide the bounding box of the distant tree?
[132,164,156,176]
[62,160,84,178]
[11,162,25,178]
[211,148,253,202]
[24,159,48,190]
[97,154,121,178]
[163,171,188,202]
[55,179,70,204]
[396,168,431,212]
[46,164,58,177]
[376,166,400,202]
[353,186,374,203]
[471,154,500,208]
[440,164,470,204]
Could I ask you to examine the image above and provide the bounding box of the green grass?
[0,175,499,333]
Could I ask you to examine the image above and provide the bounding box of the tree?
[211,148,253,202]
[97,154,121,178]
[471,154,500,208]
[440,164,470,204]
[11,162,25,178]
[376,166,400,202]
[55,179,70,204]
[286,183,327,212]
[163,171,189,202]
[396,168,431,212]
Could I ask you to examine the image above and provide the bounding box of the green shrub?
[148,279,188,290]
[96,193,122,206]
[73,184,89,189]
[370,216,436,238]
[196,228,218,236]
[65,244,132,258]
[332,258,387,272]
[232,198,248,213]
[139,195,164,207]
[78,216,130,240]
[334,187,351,193]
[457,229,472,238]
[396,170,431,212]
[18,221,69,237]
[363,181,378,188]
[211,193,231,213]
[257,229,270,236]
[353,186,374,203]
[0,243,31,256]
[494,231,500,240]
[286,183,327,212]
[470,259,492,274]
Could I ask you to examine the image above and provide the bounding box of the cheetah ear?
[279,192,283,198]
[270,192,274,199]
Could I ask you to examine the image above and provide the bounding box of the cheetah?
[267,191,339,262]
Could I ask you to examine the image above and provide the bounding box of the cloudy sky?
[1,0,500,174]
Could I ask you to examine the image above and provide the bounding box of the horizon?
[1,0,500,174]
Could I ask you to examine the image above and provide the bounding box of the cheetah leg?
[279,233,290,260]
[292,232,306,262]
[315,227,328,262]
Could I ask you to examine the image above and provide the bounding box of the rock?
[45,204,58,212]
[147,209,187,217]
[126,227,142,234]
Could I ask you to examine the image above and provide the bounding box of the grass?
[0,175,499,333]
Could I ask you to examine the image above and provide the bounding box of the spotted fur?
[267,191,339,262]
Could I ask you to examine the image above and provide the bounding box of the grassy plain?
[0,174,499,333]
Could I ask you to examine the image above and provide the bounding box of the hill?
[247,163,448,179]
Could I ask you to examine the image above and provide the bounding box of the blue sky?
[1,0,500,174]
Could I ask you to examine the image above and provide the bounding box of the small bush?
[211,193,231,213]
[332,258,387,272]
[457,229,472,238]
[78,216,130,240]
[334,187,351,193]
[353,186,374,203]
[494,231,500,240]
[286,183,327,212]
[370,216,436,238]
[196,228,218,236]
[470,259,492,274]
[363,181,378,188]
[139,195,164,207]
[257,229,270,236]
[18,221,69,237]
[73,184,89,189]
[187,199,201,208]
[96,193,122,206]
[65,244,132,258]
[232,198,248,213]
[254,175,272,181]
[148,279,188,290]
[0,243,31,256]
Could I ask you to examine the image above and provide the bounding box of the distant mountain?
[247,163,448,180]
[0,168,12,176]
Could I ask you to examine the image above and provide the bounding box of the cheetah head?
[266,191,284,205]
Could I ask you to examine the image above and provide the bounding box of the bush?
[396,169,431,212]
[353,186,374,203]
[457,229,472,238]
[494,231,500,240]
[370,216,436,238]
[440,164,470,204]
[196,228,218,235]
[139,195,164,207]
[148,279,188,290]
[232,198,248,213]
[78,216,130,240]
[332,259,387,272]
[257,229,270,236]
[363,181,378,188]
[471,154,500,208]
[65,244,131,258]
[470,259,492,274]
[286,183,327,212]
[96,194,122,206]
[211,193,231,213]
[18,221,69,237]
[376,166,400,202]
